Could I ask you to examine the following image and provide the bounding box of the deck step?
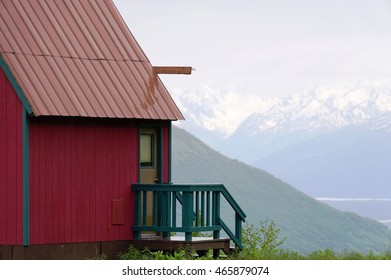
[132,235,232,257]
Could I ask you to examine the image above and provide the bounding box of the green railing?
[132,183,246,249]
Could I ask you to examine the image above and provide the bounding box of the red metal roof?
[0,0,184,120]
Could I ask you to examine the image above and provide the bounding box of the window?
[140,134,154,166]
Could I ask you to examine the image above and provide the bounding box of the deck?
[132,234,231,258]
[131,183,246,258]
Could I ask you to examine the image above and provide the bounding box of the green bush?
[119,245,213,260]
[307,248,337,260]
[119,220,391,260]
[235,220,287,259]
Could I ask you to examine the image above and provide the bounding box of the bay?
[316,197,391,229]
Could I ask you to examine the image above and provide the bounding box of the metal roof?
[0,0,184,120]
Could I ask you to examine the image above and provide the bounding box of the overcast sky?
[114,0,391,98]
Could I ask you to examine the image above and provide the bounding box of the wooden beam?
[153,66,192,75]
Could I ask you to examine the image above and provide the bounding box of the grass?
[119,220,391,260]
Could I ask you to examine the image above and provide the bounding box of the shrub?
[307,248,337,260]
[237,220,287,259]
[119,245,213,260]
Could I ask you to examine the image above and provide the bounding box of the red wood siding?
[0,68,23,245]
[29,118,140,244]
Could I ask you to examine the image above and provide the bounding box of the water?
[315,197,391,229]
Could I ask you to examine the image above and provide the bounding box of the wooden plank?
[0,70,8,244]
[112,199,125,225]
[153,66,192,75]
[2,71,24,245]
[132,236,231,256]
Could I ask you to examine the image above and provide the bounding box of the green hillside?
[171,126,391,254]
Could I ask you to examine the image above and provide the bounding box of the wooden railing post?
[132,183,246,249]
[160,191,168,238]
[235,212,242,247]
[212,191,221,239]
[182,191,194,241]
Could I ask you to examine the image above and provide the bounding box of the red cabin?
[0,0,245,259]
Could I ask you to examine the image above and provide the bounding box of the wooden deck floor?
[132,234,232,258]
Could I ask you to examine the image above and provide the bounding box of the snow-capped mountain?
[233,79,391,199]
[171,78,391,165]
[172,79,391,145]
[171,78,391,207]
[210,78,391,163]
[171,86,277,138]
[234,79,391,137]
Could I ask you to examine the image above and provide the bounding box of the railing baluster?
[235,212,242,246]
[152,191,157,226]
[206,191,211,226]
[161,191,169,238]
[132,184,246,249]
[201,191,205,227]
[172,191,177,227]
[182,191,194,241]
[142,191,147,226]
[212,191,221,239]
[195,191,200,227]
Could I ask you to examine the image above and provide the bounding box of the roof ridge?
[0,51,148,63]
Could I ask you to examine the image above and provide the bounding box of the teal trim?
[157,126,162,183]
[0,55,33,115]
[168,122,172,182]
[133,225,221,233]
[219,218,243,250]
[22,110,30,246]
[137,126,140,183]
[132,183,246,249]
[138,124,163,184]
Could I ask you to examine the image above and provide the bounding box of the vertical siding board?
[76,125,83,242]
[71,123,79,242]
[81,125,89,241]
[57,123,66,243]
[113,125,121,239]
[94,125,103,241]
[80,125,89,242]
[0,71,7,244]
[114,124,123,239]
[128,124,138,239]
[40,124,48,243]
[88,125,96,241]
[98,129,110,240]
[52,124,60,243]
[0,68,23,245]
[16,105,23,243]
[6,77,23,244]
[106,125,114,241]
[28,117,145,244]
[64,123,73,243]
[128,124,138,238]
[34,122,42,244]
[33,123,39,244]
[117,125,126,239]
[47,123,54,243]
[5,79,18,243]
[29,120,37,244]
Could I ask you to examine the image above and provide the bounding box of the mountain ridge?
[171,79,391,220]
[173,78,391,142]
[232,78,391,137]
[171,126,391,254]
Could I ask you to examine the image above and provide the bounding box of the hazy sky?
[114,0,391,98]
